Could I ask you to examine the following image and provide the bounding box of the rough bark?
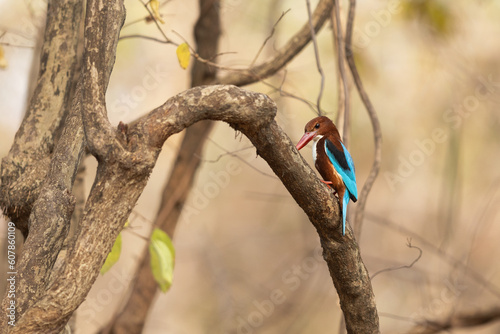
[0,0,83,238]
[2,85,86,329]
[0,0,123,332]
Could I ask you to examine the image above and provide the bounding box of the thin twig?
[249,9,291,68]
[261,76,326,115]
[138,0,174,44]
[0,31,35,48]
[0,41,35,48]
[172,29,255,73]
[366,212,500,298]
[119,34,170,44]
[123,0,174,28]
[407,307,500,334]
[345,0,383,239]
[371,239,422,280]
[305,0,325,116]
[204,138,278,179]
[195,146,254,163]
[332,1,350,145]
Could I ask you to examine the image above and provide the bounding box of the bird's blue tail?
[342,190,351,235]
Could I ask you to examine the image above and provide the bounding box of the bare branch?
[217,0,334,86]
[332,1,351,145]
[137,0,174,44]
[249,9,291,68]
[345,0,383,239]
[204,138,278,179]
[118,34,170,44]
[367,212,500,298]
[0,0,83,237]
[408,307,500,334]
[80,0,126,158]
[370,239,422,280]
[305,0,325,115]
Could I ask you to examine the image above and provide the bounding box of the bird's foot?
[321,180,338,197]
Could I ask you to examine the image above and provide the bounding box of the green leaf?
[149,228,175,292]
[101,233,122,275]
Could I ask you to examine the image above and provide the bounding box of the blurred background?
[1,0,500,333]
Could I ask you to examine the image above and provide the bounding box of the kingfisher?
[296,116,358,235]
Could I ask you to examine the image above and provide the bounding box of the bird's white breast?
[311,135,323,162]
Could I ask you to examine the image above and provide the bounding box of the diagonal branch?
[217,0,334,86]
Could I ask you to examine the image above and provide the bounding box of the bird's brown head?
[296,116,339,150]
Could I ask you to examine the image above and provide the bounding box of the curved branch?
[345,0,383,239]
[135,85,380,333]
[81,0,126,158]
[12,85,379,333]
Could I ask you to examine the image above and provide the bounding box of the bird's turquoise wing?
[325,140,358,201]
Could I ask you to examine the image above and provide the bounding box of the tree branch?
[0,0,83,238]
[142,85,380,333]
[408,307,500,334]
[217,0,334,86]
[332,1,351,145]
[305,0,325,115]
[81,0,126,158]
[105,1,337,331]
[1,85,86,332]
[9,84,378,333]
[345,0,382,239]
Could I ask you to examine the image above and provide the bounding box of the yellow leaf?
[101,233,122,275]
[176,43,190,70]
[149,228,175,292]
[150,0,165,24]
[0,46,7,69]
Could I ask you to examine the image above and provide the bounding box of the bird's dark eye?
[314,123,320,129]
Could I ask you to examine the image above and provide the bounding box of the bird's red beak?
[296,131,317,150]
